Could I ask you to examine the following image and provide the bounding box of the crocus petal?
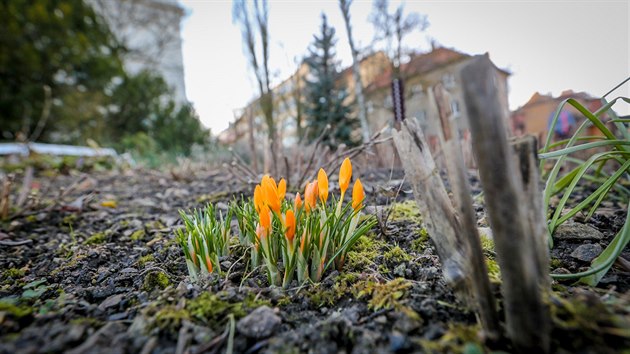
[294,193,302,211]
[253,184,264,212]
[278,178,286,200]
[259,206,271,231]
[317,168,329,203]
[352,179,365,211]
[205,255,213,273]
[305,180,318,212]
[285,209,296,242]
[262,178,281,213]
[339,158,352,196]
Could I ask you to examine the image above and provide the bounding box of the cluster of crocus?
[179,158,376,287]
[245,158,375,287]
[175,204,232,281]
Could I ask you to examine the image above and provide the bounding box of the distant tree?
[0,0,124,142]
[339,0,371,144]
[233,0,277,174]
[369,0,428,79]
[304,14,359,150]
[106,70,208,155]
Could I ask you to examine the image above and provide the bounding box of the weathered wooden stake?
[433,84,500,339]
[461,55,550,353]
[392,119,468,288]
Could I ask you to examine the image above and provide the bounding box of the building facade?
[88,0,188,104]
[221,47,510,167]
[511,90,604,142]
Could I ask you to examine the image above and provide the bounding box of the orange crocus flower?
[294,193,303,211]
[317,168,329,203]
[262,178,281,213]
[352,179,365,211]
[304,180,318,212]
[285,209,296,242]
[277,178,287,201]
[339,158,352,198]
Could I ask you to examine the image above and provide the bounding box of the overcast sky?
[180,0,630,134]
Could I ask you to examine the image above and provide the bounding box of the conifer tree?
[304,14,359,149]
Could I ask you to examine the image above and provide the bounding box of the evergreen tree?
[304,14,359,149]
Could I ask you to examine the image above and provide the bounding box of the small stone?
[551,267,571,275]
[555,223,604,241]
[237,306,281,339]
[389,331,409,352]
[108,311,128,321]
[374,315,388,324]
[571,244,603,262]
[98,294,124,311]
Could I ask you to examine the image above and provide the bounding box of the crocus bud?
[352,179,364,211]
[294,193,303,211]
[339,158,352,197]
[317,168,329,203]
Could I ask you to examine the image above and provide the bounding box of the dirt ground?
[0,166,628,354]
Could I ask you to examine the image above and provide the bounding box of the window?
[384,96,393,109]
[442,73,456,88]
[415,110,427,129]
[367,101,374,113]
[451,100,461,117]
[411,84,424,96]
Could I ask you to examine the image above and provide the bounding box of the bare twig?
[28,85,52,142]
[0,175,12,219]
[16,166,34,208]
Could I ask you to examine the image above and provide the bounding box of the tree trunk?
[339,0,370,144]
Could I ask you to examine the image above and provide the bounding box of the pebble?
[98,293,124,311]
[571,244,603,262]
[236,306,281,339]
[554,223,604,241]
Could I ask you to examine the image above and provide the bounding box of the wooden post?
[433,84,500,339]
[511,135,551,289]
[392,119,468,288]
[461,55,550,353]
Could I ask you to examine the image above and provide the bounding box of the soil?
[0,166,628,354]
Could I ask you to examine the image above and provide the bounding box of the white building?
[88,0,188,103]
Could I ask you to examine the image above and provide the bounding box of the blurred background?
[1,0,628,170]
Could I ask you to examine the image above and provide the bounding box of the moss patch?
[384,245,412,263]
[307,273,359,308]
[0,301,33,318]
[345,234,386,270]
[143,272,170,291]
[83,232,106,245]
[389,200,422,223]
[479,236,501,283]
[130,229,146,241]
[411,228,430,252]
[356,278,413,312]
[5,268,26,279]
[154,305,190,332]
[186,292,270,325]
[138,254,155,267]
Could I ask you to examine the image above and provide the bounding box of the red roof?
[366,47,470,92]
